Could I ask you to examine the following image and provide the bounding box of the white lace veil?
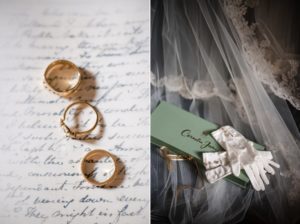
[151,0,300,223]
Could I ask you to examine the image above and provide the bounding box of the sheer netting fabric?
[151,0,300,223]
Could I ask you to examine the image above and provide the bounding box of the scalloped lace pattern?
[151,73,249,123]
[152,0,300,110]
[224,0,300,109]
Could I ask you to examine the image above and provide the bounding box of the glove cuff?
[203,152,228,170]
[205,165,231,183]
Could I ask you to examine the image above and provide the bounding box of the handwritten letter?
[0,0,149,223]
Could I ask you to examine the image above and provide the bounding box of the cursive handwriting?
[0,0,149,223]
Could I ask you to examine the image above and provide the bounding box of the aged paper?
[0,0,150,223]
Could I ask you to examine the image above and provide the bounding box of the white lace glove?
[210,126,280,191]
[203,150,277,186]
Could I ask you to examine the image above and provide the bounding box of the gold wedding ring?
[160,146,193,161]
[81,149,118,187]
[60,101,99,139]
[44,59,82,96]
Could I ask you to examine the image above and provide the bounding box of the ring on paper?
[60,101,99,139]
[81,149,118,187]
[44,59,82,96]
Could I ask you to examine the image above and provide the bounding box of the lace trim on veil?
[151,0,300,110]
[151,73,253,124]
[224,0,300,109]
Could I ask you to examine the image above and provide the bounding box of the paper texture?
[0,0,149,223]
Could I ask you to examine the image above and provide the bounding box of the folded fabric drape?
[151,0,300,223]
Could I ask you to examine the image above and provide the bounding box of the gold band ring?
[81,149,118,187]
[44,59,81,96]
[160,146,193,161]
[60,101,99,139]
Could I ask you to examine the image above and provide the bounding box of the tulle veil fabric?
[151,0,300,223]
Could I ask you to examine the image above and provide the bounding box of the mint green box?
[151,101,265,188]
